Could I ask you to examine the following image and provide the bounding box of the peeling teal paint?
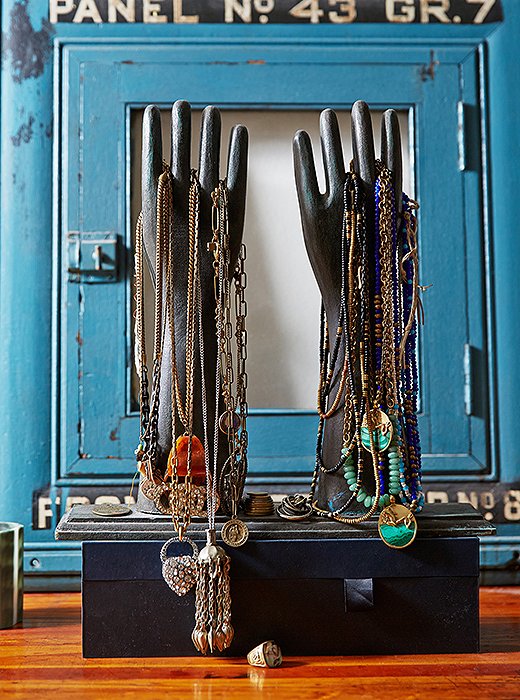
[0,0,518,585]
[11,113,35,145]
[2,0,54,83]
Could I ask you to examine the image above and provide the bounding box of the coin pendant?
[361,409,393,452]
[221,518,249,548]
[92,503,131,517]
[378,503,417,549]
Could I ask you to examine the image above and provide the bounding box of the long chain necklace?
[208,183,250,548]
[192,180,236,655]
[134,161,171,483]
[311,171,380,524]
[135,164,205,595]
[166,170,205,540]
[280,165,425,547]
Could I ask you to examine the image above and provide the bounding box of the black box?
[56,503,494,658]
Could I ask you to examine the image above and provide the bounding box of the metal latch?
[67,232,119,283]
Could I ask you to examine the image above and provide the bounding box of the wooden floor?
[0,589,519,699]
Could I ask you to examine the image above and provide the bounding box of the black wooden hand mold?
[293,100,403,512]
[138,101,248,513]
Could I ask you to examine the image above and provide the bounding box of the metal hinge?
[67,232,119,283]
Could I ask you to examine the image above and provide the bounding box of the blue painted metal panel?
[0,0,516,582]
[0,0,55,546]
[58,42,489,480]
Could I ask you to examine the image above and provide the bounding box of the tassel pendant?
[192,529,234,654]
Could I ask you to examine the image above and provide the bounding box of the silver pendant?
[160,536,199,596]
[192,529,234,654]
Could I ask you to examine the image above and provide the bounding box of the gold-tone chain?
[167,170,201,538]
[234,245,249,480]
[134,211,150,453]
[137,161,171,477]
[210,182,248,519]
[376,161,397,412]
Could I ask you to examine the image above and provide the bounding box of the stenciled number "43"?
[288,0,497,25]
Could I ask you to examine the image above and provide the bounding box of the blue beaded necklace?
[293,164,424,547]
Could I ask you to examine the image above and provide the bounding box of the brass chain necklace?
[192,179,237,655]
[134,161,171,482]
[208,182,249,547]
[166,170,202,539]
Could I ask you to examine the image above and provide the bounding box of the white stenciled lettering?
[65,496,91,510]
[504,490,520,521]
[329,0,357,23]
[143,0,167,22]
[467,0,496,24]
[94,496,122,504]
[456,491,479,509]
[49,0,74,23]
[254,0,275,12]
[289,0,324,24]
[426,491,449,504]
[225,0,252,23]
[173,0,199,23]
[108,0,135,22]
[73,0,103,22]
[37,497,53,529]
[480,491,495,521]
[420,0,451,23]
[386,0,415,22]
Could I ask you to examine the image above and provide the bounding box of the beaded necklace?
[281,166,424,548]
[312,171,380,524]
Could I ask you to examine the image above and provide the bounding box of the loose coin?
[92,503,131,517]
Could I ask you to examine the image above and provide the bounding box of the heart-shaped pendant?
[160,536,199,596]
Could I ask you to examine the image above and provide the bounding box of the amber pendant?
[378,501,417,549]
[167,435,206,480]
[361,409,393,452]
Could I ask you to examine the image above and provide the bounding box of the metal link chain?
[167,170,201,538]
[210,183,249,520]
[135,162,171,476]
[375,161,398,412]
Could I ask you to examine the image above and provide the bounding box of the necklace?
[310,172,381,523]
[282,165,424,543]
[192,180,235,655]
[166,170,206,539]
[209,182,250,548]
[134,161,171,484]
[134,164,207,593]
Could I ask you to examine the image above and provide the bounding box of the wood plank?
[0,589,518,699]
[56,502,496,541]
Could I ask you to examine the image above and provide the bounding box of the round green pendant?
[378,503,417,549]
[361,410,393,452]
